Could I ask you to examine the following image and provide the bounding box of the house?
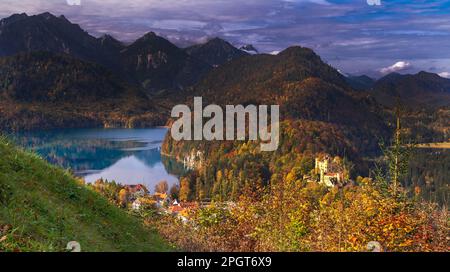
[181,202,199,210]
[124,184,149,200]
[132,199,142,210]
[168,201,198,215]
[315,155,345,187]
[169,202,184,214]
[132,197,156,210]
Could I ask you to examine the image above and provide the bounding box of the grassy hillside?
[0,137,173,252]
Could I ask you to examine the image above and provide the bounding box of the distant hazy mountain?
[185,37,248,66]
[373,71,450,108]
[345,75,375,91]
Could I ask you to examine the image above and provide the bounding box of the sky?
[0,0,449,78]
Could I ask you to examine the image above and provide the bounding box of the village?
[89,179,204,223]
[89,154,348,223]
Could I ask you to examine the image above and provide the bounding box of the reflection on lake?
[14,128,182,193]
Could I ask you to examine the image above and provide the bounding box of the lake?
[13,128,181,193]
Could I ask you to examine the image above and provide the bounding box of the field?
[416,142,450,149]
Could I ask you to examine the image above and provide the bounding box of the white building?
[132,199,142,210]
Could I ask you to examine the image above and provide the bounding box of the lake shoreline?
[13,127,180,194]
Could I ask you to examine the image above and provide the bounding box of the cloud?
[379,61,412,74]
[366,0,381,6]
[283,0,331,4]
[438,72,450,79]
[66,0,81,6]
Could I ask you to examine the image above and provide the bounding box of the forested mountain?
[372,71,450,108]
[162,46,393,202]
[0,13,212,92]
[0,12,219,130]
[0,52,166,130]
[120,32,211,91]
[98,34,125,52]
[190,46,387,144]
[345,75,375,91]
[0,12,117,68]
[185,37,248,66]
[0,52,131,102]
[367,72,450,143]
[194,46,349,100]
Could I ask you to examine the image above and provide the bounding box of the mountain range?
[0,13,252,93]
[191,46,379,125]
[0,12,252,130]
[176,45,390,156]
[0,12,448,145]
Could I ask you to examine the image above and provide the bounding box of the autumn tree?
[179,177,191,202]
[118,189,129,208]
[155,180,169,194]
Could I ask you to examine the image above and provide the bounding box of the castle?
[315,156,345,187]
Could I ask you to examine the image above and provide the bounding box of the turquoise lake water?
[14,128,181,193]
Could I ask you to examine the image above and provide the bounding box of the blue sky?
[0,0,449,77]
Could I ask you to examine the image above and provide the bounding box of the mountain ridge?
[182,45,389,155]
[0,13,213,92]
[372,71,450,108]
[185,37,248,66]
[120,32,211,91]
[0,12,108,64]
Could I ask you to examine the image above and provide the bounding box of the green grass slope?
[0,137,173,252]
